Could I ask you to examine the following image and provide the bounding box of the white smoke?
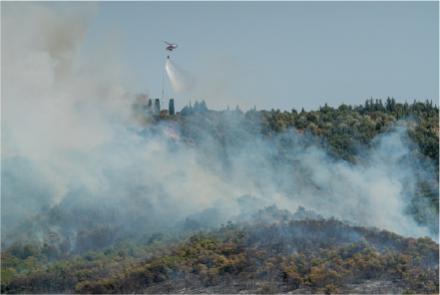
[1,3,437,250]
[165,58,194,94]
[1,2,137,230]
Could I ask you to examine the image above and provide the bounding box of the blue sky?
[82,1,438,111]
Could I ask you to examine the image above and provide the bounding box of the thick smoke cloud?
[1,3,437,251]
[2,2,135,235]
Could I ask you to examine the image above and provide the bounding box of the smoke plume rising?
[1,3,437,252]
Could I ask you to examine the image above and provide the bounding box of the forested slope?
[2,99,438,294]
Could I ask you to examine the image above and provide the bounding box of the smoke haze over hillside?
[1,3,438,252]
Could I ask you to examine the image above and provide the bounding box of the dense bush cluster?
[178,98,438,165]
[2,209,438,294]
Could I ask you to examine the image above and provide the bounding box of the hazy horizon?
[77,1,440,111]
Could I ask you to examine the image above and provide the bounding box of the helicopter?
[164,41,178,52]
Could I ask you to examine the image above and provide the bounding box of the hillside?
[2,207,438,294]
[1,99,438,294]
